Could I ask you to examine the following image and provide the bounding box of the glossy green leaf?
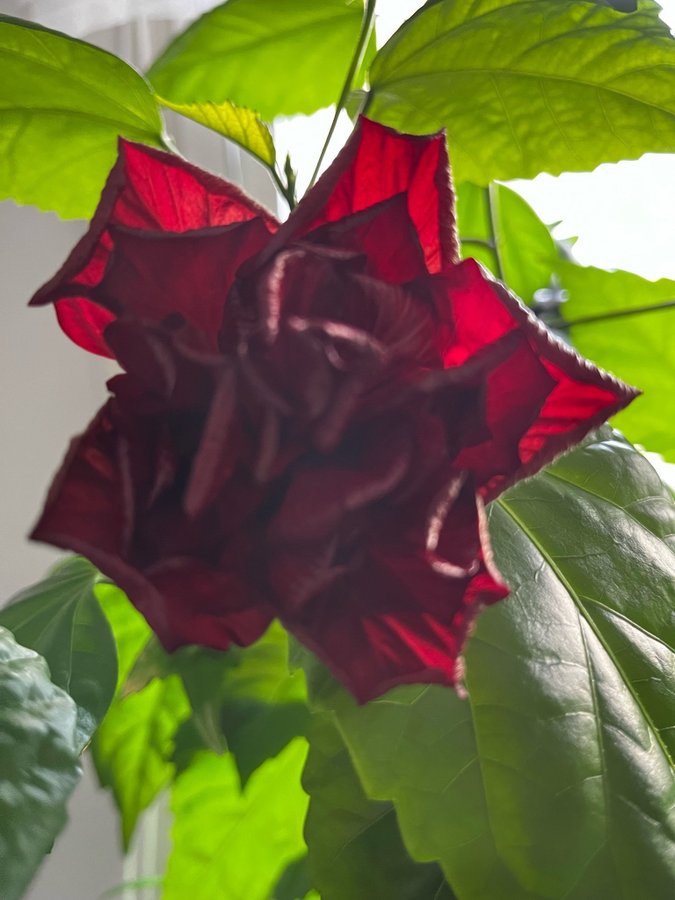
[367,0,675,183]
[148,0,371,119]
[158,97,276,167]
[307,432,675,899]
[456,181,675,459]
[164,739,309,900]
[0,16,165,218]
[0,627,81,900]
[304,712,455,900]
[92,674,190,848]
[0,557,117,748]
[173,623,309,783]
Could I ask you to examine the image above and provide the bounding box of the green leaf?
[94,583,151,692]
[148,0,369,119]
[456,181,675,459]
[0,627,81,900]
[158,97,276,167]
[0,557,117,749]
[307,432,675,898]
[271,855,314,900]
[457,182,558,303]
[164,739,309,900]
[560,263,675,460]
[303,712,455,900]
[0,16,165,218]
[174,623,309,783]
[92,674,190,848]
[367,0,675,183]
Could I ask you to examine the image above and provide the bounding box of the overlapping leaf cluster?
[1,1,674,898]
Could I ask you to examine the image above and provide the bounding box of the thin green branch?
[550,298,675,331]
[307,0,377,191]
[271,164,296,210]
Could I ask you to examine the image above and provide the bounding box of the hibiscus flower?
[30,118,637,702]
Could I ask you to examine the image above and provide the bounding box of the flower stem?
[550,298,675,331]
[486,183,506,281]
[307,0,377,191]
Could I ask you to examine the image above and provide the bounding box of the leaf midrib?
[372,65,675,125]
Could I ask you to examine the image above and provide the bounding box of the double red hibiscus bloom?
[31,118,635,702]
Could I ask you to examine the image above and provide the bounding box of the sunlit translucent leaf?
[173,623,309,783]
[456,181,675,459]
[0,557,117,748]
[560,264,675,460]
[0,16,164,218]
[303,712,455,899]
[159,97,275,167]
[94,583,151,691]
[0,627,81,900]
[306,432,675,898]
[148,0,371,119]
[164,739,309,900]
[92,667,189,847]
[368,0,675,183]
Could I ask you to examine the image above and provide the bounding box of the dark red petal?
[305,194,428,284]
[30,139,278,355]
[94,218,270,344]
[269,420,412,545]
[442,260,640,499]
[143,558,273,652]
[274,116,458,274]
[31,402,130,561]
[285,542,507,704]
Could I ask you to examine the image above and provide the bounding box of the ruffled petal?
[305,194,428,284]
[94,218,270,345]
[30,139,278,356]
[441,260,640,499]
[276,116,459,275]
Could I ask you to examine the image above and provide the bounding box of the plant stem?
[307,0,377,190]
[550,298,675,331]
[271,166,296,210]
[486,183,506,281]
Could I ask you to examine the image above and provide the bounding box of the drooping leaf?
[303,712,456,900]
[92,674,190,848]
[456,181,675,459]
[164,739,309,900]
[0,557,117,748]
[0,16,165,218]
[158,97,276,167]
[0,627,81,900]
[306,432,675,899]
[148,0,372,119]
[173,622,309,783]
[367,0,675,184]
